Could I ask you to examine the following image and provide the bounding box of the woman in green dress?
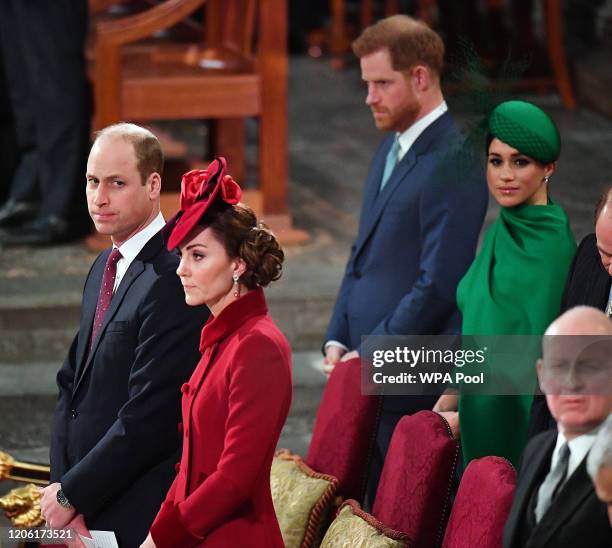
[434,100,576,468]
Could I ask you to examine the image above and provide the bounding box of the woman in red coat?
[141,158,291,547]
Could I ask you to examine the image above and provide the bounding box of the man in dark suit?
[561,186,612,314]
[39,124,208,547]
[504,306,612,548]
[532,185,612,435]
[322,15,487,492]
[0,0,91,244]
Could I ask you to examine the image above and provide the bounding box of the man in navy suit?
[322,15,487,495]
[40,124,209,547]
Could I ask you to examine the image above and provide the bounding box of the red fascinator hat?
[165,156,242,250]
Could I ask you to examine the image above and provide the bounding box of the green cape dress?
[457,200,576,467]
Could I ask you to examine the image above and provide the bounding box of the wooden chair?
[90,0,299,238]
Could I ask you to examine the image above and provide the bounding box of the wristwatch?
[56,488,72,509]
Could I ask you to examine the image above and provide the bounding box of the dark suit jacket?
[503,429,612,548]
[561,232,611,313]
[50,231,209,548]
[326,112,487,352]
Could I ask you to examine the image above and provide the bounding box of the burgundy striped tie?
[89,248,122,352]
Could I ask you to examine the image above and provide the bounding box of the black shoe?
[0,215,72,246]
[0,199,39,228]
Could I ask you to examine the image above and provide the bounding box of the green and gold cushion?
[321,500,410,548]
[271,449,339,548]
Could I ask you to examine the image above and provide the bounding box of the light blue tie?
[380,136,400,191]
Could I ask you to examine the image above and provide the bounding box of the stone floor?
[1,54,612,487]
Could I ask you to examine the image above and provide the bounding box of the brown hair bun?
[239,221,284,288]
[198,202,284,288]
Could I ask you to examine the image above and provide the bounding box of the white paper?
[78,530,119,548]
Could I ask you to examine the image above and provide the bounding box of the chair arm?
[95,0,207,46]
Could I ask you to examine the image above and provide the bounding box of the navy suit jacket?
[503,429,612,548]
[326,112,487,351]
[50,231,209,547]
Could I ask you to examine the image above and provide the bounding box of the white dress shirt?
[113,212,166,293]
[394,101,448,163]
[552,424,601,480]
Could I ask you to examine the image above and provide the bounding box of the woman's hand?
[437,411,460,439]
[433,391,459,412]
[140,532,157,548]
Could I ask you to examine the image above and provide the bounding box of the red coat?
[150,288,292,547]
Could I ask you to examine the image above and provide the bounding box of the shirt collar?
[396,101,448,159]
[555,423,602,478]
[115,212,165,264]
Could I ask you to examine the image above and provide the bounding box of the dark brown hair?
[95,122,164,184]
[352,14,444,75]
[199,202,284,289]
[595,185,612,224]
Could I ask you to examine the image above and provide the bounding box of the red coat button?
[177,422,183,434]
[175,462,180,473]
[181,383,190,395]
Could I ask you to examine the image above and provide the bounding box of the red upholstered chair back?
[305,357,382,503]
[441,456,516,548]
[373,411,459,548]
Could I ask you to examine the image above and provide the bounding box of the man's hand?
[340,350,359,362]
[140,532,157,548]
[322,345,347,377]
[436,411,460,439]
[39,483,76,529]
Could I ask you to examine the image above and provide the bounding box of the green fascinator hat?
[488,100,561,164]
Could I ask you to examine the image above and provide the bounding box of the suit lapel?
[74,251,109,380]
[507,434,556,548]
[72,233,163,396]
[528,458,594,548]
[361,136,391,219]
[352,112,453,261]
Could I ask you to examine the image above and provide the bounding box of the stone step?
[0,352,326,461]
[0,387,323,468]
[0,267,338,364]
[0,298,333,362]
[0,352,326,395]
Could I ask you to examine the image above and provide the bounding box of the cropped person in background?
[0,0,91,245]
[562,185,612,314]
[434,100,576,467]
[143,158,292,547]
[587,414,612,526]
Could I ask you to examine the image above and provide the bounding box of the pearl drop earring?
[232,273,240,298]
